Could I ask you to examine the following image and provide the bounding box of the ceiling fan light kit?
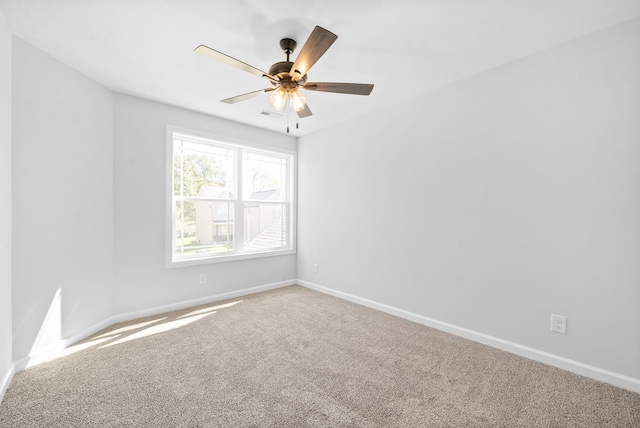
[289,88,307,111]
[195,26,374,133]
[269,87,287,112]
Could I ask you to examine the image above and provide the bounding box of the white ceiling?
[1,0,639,136]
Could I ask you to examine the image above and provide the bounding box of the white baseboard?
[298,279,640,394]
[0,363,15,404]
[13,280,296,374]
[111,279,296,324]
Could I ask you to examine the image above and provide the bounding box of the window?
[166,128,295,267]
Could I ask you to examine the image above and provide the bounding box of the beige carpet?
[1,285,639,427]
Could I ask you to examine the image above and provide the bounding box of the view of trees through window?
[171,133,292,263]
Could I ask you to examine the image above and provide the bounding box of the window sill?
[166,248,296,269]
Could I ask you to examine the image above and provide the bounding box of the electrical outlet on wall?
[199,274,207,284]
[551,314,567,334]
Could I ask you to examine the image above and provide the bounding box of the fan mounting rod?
[279,38,297,61]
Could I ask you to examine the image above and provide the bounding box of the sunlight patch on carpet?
[178,300,243,319]
[94,318,168,339]
[99,312,215,348]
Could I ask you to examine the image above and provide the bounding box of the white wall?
[11,38,114,363]
[0,7,13,397]
[112,94,297,315]
[298,18,640,382]
[8,37,297,367]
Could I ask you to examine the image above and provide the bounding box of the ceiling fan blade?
[195,45,278,82]
[296,103,313,118]
[289,26,338,81]
[221,88,274,104]
[303,82,374,96]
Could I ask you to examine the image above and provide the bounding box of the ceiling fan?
[195,25,374,132]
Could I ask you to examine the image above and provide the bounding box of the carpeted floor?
[1,285,639,427]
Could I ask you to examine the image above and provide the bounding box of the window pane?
[242,151,287,201]
[169,129,294,265]
[174,140,234,198]
[175,200,234,256]
[244,203,286,250]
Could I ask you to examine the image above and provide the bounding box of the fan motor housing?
[269,61,306,88]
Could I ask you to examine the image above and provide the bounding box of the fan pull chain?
[286,95,291,133]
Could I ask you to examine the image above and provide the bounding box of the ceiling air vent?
[259,110,283,119]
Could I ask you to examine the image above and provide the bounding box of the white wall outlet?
[313,264,318,274]
[551,314,567,334]
[199,273,207,284]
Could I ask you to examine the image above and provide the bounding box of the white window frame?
[165,126,296,268]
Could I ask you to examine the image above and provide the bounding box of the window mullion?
[178,143,185,253]
[235,147,244,253]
